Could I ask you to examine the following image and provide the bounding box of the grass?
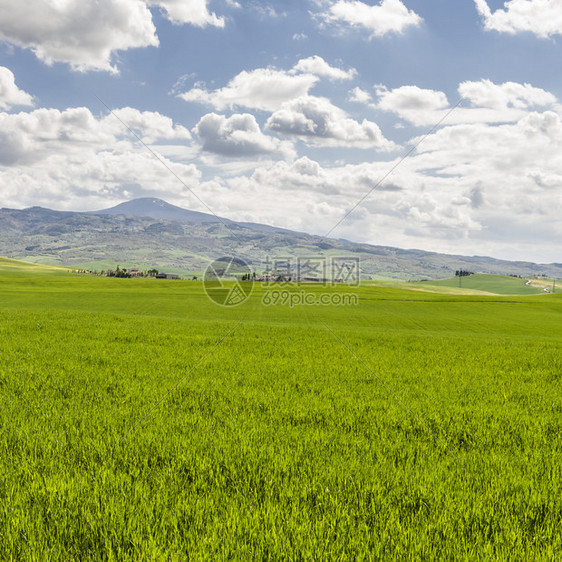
[418,273,547,295]
[1,260,562,559]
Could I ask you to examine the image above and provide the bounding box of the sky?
[0,0,561,263]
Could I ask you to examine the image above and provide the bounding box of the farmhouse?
[156,273,180,279]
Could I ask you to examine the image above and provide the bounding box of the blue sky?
[0,0,561,263]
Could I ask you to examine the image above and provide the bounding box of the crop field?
[1,258,562,559]
[420,273,549,296]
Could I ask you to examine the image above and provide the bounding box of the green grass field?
[419,273,548,295]
[1,258,562,559]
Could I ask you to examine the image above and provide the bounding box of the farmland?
[418,273,549,296]
[1,258,562,559]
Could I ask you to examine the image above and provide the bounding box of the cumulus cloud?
[376,80,558,126]
[408,110,562,254]
[348,87,373,104]
[458,79,557,110]
[194,112,294,157]
[376,85,449,125]
[0,0,158,72]
[0,148,201,211]
[266,95,397,149]
[216,106,562,260]
[0,105,191,166]
[0,0,224,72]
[147,0,224,26]
[178,56,362,111]
[474,0,562,38]
[0,67,34,110]
[413,111,562,167]
[319,0,422,38]
[213,98,562,260]
[102,107,192,142]
[377,85,449,112]
[291,56,357,80]
[215,155,482,246]
[0,105,198,211]
[179,67,319,111]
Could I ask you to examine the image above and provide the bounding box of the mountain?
[0,199,561,280]
[92,197,229,225]
[92,197,292,234]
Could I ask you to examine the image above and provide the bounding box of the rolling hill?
[0,198,561,280]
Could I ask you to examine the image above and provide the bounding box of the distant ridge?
[0,199,560,279]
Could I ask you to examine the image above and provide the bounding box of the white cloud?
[210,156,483,245]
[0,67,34,110]
[194,112,294,157]
[0,0,158,72]
[458,79,557,110]
[0,105,197,211]
[474,0,562,38]
[412,111,562,172]
[0,108,111,166]
[0,149,201,212]
[216,106,562,261]
[377,85,449,112]
[376,84,461,126]
[348,87,373,104]
[179,56,359,112]
[320,0,422,38]
[179,67,319,111]
[376,80,558,126]
[147,0,224,27]
[212,102,562,261]
[291,56,357,80]
[266,95,397,149]
[399,110,562,251]
[0,0,225,73]
[102,107,192,142]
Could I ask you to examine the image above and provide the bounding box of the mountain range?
[0,198,560,280]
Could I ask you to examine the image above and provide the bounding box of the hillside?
[1,199,561,280]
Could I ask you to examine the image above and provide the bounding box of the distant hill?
[92,197,229,225]
[0,199,561,280]
[92,198,292,234]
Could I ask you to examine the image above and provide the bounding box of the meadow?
[1,257,561,559]
[418,273,549,295]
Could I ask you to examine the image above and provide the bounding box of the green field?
[1,258,562,559]
[418,273,549,295]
